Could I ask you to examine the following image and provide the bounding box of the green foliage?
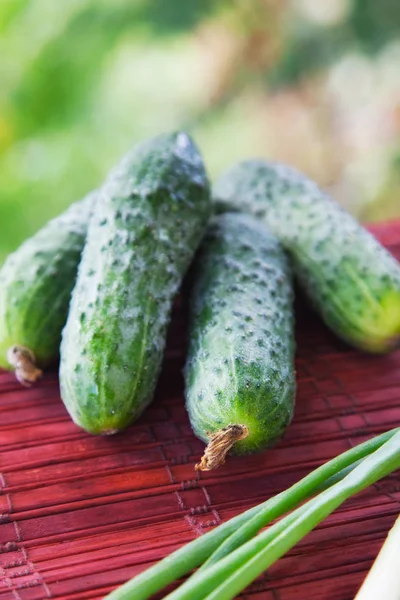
[268,26,346,87]
[0,0,399,265]
[133,0,228,36]
[269,0,400,86]
[350,0,400,53]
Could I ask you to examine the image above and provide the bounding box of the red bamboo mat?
[1,221,400,600]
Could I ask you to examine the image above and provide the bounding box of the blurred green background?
[1,0,400,263]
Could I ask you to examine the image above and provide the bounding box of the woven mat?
[1,221,400,600]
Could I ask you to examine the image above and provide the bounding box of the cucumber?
[60,132,211,435]
[0,192,97,385]
[185,212,295,470]
[214,160,400,353]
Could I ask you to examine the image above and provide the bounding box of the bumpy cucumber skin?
[185,212,295,455]
[60,132,211,435]
[214,161,400,353]
[0,193,96,368]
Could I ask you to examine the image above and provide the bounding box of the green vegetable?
[214,161,400,353]
[103,428,399,600]
[0,192,96,385]
[59,132,211,435]
[199,459,363,571]
[185,212,295,470]
[163,429,400,600]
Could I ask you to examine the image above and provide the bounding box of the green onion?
[104,428,398,600]
[164,431,400,600]
[353,513,400,600]
[199,459,364,570]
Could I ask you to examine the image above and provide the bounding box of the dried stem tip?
[195,424,249,471]
[7,345,43,387]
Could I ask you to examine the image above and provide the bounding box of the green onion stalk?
[164,430,400,600]
[104,428,398,600]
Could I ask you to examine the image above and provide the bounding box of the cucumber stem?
[7,345,43,387]
[196,424,249,471]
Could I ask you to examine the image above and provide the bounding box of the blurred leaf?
[0,0,30,32]
[267,0,400,88]
[9,0,228,138]
[133,0,228,36]
[267,25,350,87]
[349,0,400,53]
